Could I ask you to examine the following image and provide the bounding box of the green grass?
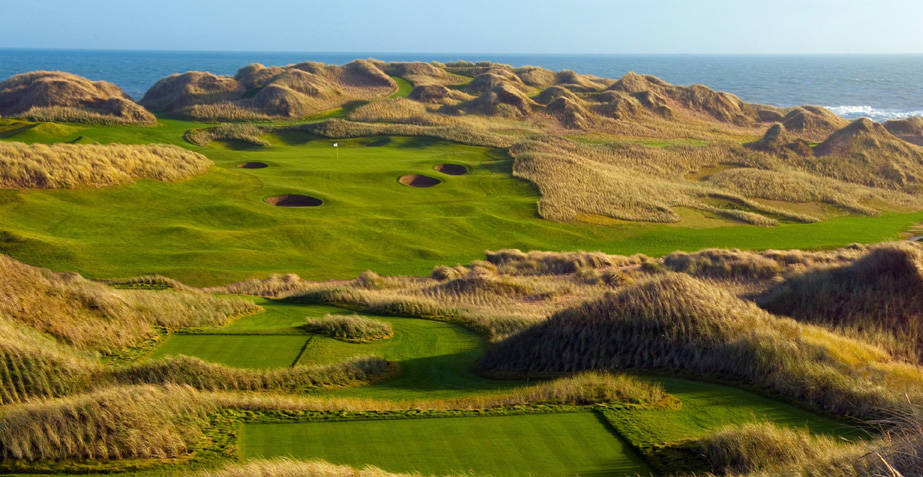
[606,376,863,448]
[148,334,309,369]
[298,314,520,400]
[389,76,414,98]
[0,118,919,286]
[240,412,651,476]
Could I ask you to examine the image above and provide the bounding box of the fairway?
[605,376,863,449]
[148,334,308,369]
[298,314,522,399]
[240,412,651,476]
[1,119,920,286]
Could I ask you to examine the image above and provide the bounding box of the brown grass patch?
[398,174,440,187]
[264,194,323,207]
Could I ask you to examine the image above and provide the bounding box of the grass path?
[1,119,920,286]
[240,412,651,477]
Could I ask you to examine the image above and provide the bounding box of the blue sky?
[3,0,922,54]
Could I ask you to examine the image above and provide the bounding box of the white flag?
[333,143,338,147]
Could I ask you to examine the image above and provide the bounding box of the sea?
[2,49,922,122]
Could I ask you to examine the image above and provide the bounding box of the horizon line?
[1,47,922,56]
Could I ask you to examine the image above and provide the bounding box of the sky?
[2,0,922,54]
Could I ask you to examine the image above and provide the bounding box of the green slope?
[0,119,919,286]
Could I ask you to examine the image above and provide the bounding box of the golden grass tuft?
[0,253,258,353]
[0,141,211,189]
[194,458,423,477]
[0,384,214,461]
[303,314,394,343]
[111,355,393,392]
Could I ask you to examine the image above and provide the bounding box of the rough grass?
[0,315,98,404]
[0,253,258,353]
[759,242,923,360]
[304,314,394,343]
[184,123,269,147]
[196,458,422,477]
[0,141,211,189]
[479,272,923,420]
[687,422,855,475]
[112,355,393,392]
[0,384,213,461]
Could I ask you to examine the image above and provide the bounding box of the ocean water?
[1,49,922,121]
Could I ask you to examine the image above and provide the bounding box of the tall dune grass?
[0,384,213,461]
[0,141,211,189]
[0,253,259,353]
[759,242,923,360]
[480,273,923,420]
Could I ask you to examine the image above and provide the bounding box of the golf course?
[1,56,922,477]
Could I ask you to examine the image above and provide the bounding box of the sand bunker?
[237,161,268,169]
[399,174,441,187]
[264,194,323,207]
[435,164,468,175]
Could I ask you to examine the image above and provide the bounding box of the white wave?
[824,105,923,122]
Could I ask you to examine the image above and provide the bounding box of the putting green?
[0,118,920,286]
[240,412,650,476]
[148,334,308,369]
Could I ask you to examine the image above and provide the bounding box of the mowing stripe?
[291,336,313,367]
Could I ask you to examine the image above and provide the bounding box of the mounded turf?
[0,118,920,286]
[298,314,520,400]
[148,334,309,369]
[240,412,651,476]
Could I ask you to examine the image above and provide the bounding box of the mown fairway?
[149,334,309,369]
[240,412,651,476]
[1,119,921,286]
[148,299,523,399]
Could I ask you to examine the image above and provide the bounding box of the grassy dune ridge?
[0,252,258,353]
[0,141,211,188]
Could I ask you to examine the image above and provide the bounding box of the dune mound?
[399,174,441,187]
[884,116,923,146]
[746,123,812,156]
[0,141,211,189]
[479,272,904,418]
[606,72,782,126]
[237,161,268,169]
[380,61,458,86]
[140,60,395,120]
[264,194,323,207]
[407,84,472,105]
[435,164,467,175]
[759,242,923,359]
[0,71,155,124]
[780,106,848,141]
[808,118,923,191]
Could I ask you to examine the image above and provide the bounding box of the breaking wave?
[825,105,923,122]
